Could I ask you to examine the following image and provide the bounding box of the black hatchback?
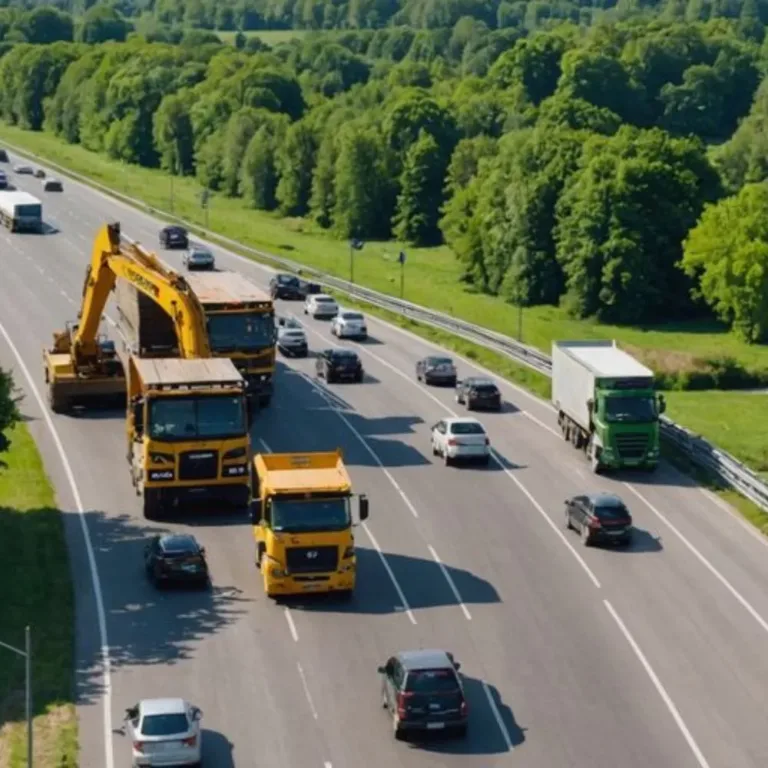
[159,225,189,250]
[270,273,303,299]
[379,649,468,740]
[144,534,209,587]
[316,348,363,383]
[565,493,633,547]
[456,377,502,411]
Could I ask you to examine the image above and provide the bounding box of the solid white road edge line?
[258,434,417,624]
[624,483,768,636]
[603,599,711,768]
[427,545,472,621]
[0,320,115,768]
[304,324,603,591]
[482,682,514,751]
[297,662,319,720]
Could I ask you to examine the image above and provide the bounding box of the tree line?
[1,16,768,340]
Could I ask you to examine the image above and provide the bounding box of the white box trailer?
[0,190,43,232]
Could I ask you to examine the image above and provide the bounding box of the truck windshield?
[148,395,246,441]
[207,312,275,353]
[271,497,350,533]
[17,204,41,218]
[604,396,657,423]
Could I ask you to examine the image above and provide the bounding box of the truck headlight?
[271,568,286,578]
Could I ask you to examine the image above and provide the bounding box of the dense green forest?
[1,6,768,341]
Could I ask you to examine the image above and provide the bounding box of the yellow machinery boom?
[43,221,211,412]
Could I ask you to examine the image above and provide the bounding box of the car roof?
[313,294,335,300]
[465,377,495,386]
[158,534,199,552]
[139,698,188,716]
[189,244,212,252]
[587,492,625,507]
[339,309,363,316]
[445,417,483,425]
[328,348,357,357]
[425,355,453,362]
[397,649,454,670]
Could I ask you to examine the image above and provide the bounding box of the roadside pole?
[0,625,32,767]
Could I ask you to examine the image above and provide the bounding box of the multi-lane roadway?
[2,157,768,768]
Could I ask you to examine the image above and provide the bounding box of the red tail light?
[460,699,468,717]
[396,692,412,717]
[447,438,458,446]
[132,741,145,753]
[182,735,197,747]
[588,517,602,529]
[485,437,490,445]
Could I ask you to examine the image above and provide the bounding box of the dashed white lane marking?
[427,545,471,621]
[0,319,115,768]
[624,483,768,636]
[259,427,417,623]
[284,607,299,643]
[297,662,319,720]
[604,600,711,768]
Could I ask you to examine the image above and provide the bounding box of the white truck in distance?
[0,190,43,233]
[552,340,666,473]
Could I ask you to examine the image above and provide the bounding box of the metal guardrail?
[4,138,768,513]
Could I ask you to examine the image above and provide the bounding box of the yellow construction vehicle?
[251,450,369,599]
[43,222,251,517]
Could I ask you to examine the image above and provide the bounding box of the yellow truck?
[252,450,369,598]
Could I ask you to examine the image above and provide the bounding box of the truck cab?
[251,450,369,598]
[127,357,251,518]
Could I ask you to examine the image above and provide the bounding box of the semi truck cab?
[251,450,369,598]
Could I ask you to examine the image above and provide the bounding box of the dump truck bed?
[255,451,351,494]
[185,271,272,306]
[131,357,244,387]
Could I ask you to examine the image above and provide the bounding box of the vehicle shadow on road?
[282,547,501,615]
[609,462,690,489]
[73,510,251,707]
[414,678,525,755]
[202,729,235,767]
[609,528,663,554]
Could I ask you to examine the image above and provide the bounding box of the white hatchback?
[125,698,202,767]
[304,294,339,319]
[431,417,491,466]
[331,310,367,339]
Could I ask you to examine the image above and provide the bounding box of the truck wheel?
[256,543,265,568]
[143,490,161,520]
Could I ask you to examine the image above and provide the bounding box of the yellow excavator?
[43,221,211,412]
[43,222,252,517]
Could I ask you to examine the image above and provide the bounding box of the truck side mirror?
[359,494,369,521]
[132,401,144,437]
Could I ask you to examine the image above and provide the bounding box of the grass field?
[1,122,767,482]
[216,29,309,45]
[0,424,77,768]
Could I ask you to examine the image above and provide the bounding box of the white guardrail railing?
[4,138,768,514]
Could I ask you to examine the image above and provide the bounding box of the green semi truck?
[551,340,666,473]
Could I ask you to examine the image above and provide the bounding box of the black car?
[416,356,457,387]
[270,273,303,299]
[0,171,7,190]
[316,348,363,383]
[455,377,502,411]
[565,493,633,547]
[34,168,45,178]
[159,225,189,250]
[144,534,209,586]
[378,649,468,740]
[0,149,8,162]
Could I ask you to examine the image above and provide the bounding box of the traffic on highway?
[2,152,768,768]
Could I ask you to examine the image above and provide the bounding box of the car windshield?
[283,330,305,338]
[450,422,485,435]
[278,275,297,285]
[160,535,198,555]
[190,250,212,259]
[342,313,363,321]
[471,384,497,393]
[140,713,189,736]
[207,312,275,353]
[315,297,335,303]
[405,669,459,693]
[17,204,41,217]
[604,396,657,423]
[148,395,246,441]
[594,504,628,521]
[271,497,351,533]
[428,358,453,367]
[331,352,357,362]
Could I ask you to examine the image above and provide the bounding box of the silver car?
[277,326,308,357]
[182,246,215,271]
[431,417,491,466]
[125,698,202,767]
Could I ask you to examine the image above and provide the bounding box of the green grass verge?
[215,29,309,45]
[1,122,767,527]
[0,424,77,768]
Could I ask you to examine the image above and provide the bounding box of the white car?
[304,293,339,319]
[277,326,308,356]
[124,698,202,767]
[431,417,491,466]
[331,310,367,339]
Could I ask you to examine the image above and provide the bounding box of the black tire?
[394,726,406,741]
[327,371,335,383]
[466,399,473,411]
[355,371,363,383]
[143,489,161,520]
[565,509,573,530]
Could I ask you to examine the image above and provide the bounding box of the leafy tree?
[0,367,22,457]
[16,6,74,45]
[275,120,316,216]
[153,91,195,174]
[393,128,445,246]
[310,132,339,228]
[77,5,131,44]
[240,125,278,209]
[682,182,768,343]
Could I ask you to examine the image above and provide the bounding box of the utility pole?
[398,250,406,299]
[200,188,210,230]
[1,626,32,768]
[349,238,364,283]
[169,155,176,215]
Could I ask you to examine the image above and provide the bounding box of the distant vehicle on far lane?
[455,377,502,411]
[182,245,215,271]
[13,164,33,174]
[43,178,63,192]
[34,168,45,178]
[416,356,457,387]
[159,224,188,249]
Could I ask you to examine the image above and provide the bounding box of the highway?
[2,157,768,768]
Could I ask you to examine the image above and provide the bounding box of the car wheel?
[394,723,406,741]
[444,451,452,467]
[565,509,573,530]
[431,439,438,456]
[581,522,591,546]
[466,399,473,411]
[416,372,422,381]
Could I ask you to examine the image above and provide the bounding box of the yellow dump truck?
[252,450,369,598]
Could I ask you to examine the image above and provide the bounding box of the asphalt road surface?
[2,158,768,768]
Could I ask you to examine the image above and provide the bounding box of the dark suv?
[456,377,501,411]
[565,492,633,547]
[378,649,468,740]
[159,224,189,250]
[270,273,303,299]
[316,349,363,383]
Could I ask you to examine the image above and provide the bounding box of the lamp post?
[169,155,176,215]
[349,238,364,283]
[398,250,406,299]
[517,302,523,342]
[1,626,32,768]
[200,188,210,230]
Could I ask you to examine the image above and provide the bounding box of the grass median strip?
[0,424,77,768]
